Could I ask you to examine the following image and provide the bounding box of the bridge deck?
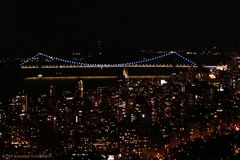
[23,75,172,80]
[21,65,210,69]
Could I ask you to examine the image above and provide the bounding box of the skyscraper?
[21,94,28,113]
[49,85,56,97]
[77,80,84,99]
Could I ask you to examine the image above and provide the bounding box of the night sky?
[0,1,239,56]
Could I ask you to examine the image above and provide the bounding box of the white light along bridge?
[20,51,216,69]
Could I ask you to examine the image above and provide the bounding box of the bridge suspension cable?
[20,51,197,67]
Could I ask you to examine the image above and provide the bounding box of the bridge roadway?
[21,64,214,80]
[21,64,215,69]
[23,75,172,80]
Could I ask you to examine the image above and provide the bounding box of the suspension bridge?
[20,51,217,78]
[20,51,207,68]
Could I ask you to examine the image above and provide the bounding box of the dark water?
[0,74,120,103]
[0,65,120,103]
[0,66,163,103]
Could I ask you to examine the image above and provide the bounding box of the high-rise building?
[9,91,28,114]
[48,85,57,114]
[0,109,5,125]
[49,85,56,97]
[0,108,6,140]
[77,80,84,98]
[123,68,129,79]
[21,94,28,113]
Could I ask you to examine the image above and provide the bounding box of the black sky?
[0,1,239,56]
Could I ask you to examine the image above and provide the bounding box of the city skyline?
[1,1,240,159]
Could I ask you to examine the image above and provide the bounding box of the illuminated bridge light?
[21,51,198,67]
